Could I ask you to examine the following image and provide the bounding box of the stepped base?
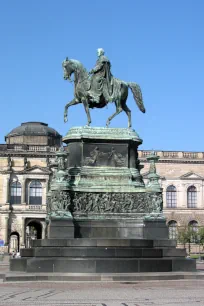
[10,257,196,273]
[10,238,196,273]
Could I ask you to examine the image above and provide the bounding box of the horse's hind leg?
[106,102,122,127]
[122,102,132,128]
[64,98,80,123]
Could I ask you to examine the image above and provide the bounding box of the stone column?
[180,183,186,208]
[3,216,9,245]
[21,179,26,204]
[44,179,49,206]
[5,176,10,204]
[41,222,46,239]
[20,217,25,247]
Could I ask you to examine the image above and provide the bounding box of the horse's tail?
[128,82,146,113]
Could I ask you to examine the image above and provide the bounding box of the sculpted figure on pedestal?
[62,49,145,128]
[89,48,113,104]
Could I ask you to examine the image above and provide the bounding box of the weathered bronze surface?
[62,48,145,128]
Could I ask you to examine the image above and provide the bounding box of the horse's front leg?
[64,98,80,123]
[82,98,91,126]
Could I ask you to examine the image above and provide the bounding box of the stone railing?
[0,144,59,152]
[183,152,198,159]
[28,146,47,152]
[28,205,42,210]
[163,151,179,158]
[139,150,202,159]
[141,151,151,157]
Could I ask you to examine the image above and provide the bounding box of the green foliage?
[198,227,204,246]
[177,226,199,254]
[177,226,196,244]
[177,226,204,254]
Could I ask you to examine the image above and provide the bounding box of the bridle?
[64,62,90,85]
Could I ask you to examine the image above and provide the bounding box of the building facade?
[0,122,203,252]
[139,150,204,243]
[0,122,61,252]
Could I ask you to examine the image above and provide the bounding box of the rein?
[74,68,90,84]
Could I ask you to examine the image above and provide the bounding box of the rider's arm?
[90,62,103,74]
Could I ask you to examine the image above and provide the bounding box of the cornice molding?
[140,158,204,165]
[0,152,56,158]
[0,165,51,175]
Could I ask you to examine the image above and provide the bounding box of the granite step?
[10,257,196,273]
[21,247,186,258]
[31,238,177,248]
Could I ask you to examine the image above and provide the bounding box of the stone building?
[0,122,203,252]
[139,150,204,242]
[0,122,61,252]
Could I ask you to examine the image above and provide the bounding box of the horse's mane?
[70,59,88,75]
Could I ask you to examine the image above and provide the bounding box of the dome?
[6,122,61,138]
[5,122,62,146]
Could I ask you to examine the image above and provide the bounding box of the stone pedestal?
[143,219,169,240]
[48,219,74,239]
[63,126,145,192]
[9,126,196,274]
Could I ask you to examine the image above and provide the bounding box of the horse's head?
[62,57,88,82]
[62,57,75,80]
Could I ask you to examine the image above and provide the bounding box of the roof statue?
[62,49,145,128]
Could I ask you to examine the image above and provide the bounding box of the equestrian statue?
[62,48,145,128]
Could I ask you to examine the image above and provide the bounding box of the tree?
[198,227,204,250]
[177,226,198,255]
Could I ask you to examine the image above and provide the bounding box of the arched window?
[168,220,178,240]
[29,181,42,205]
[187,186,197,208]
[189,220,198,230]
[188,220,198,243]
[10,182,21,204]
[166,185,177,208]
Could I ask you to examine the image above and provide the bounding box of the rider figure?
[89,48,113,104]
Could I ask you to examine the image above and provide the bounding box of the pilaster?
[21,178,26,204]
[20,217,25,247]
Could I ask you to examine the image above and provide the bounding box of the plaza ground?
[0,259,203,306]
[0,279,203,306]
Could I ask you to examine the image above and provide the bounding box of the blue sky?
[0,0,203,150]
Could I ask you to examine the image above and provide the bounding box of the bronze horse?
[62,58,145,128]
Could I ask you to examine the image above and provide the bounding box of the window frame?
[166,185,177,208]
[168,220,178,240]
[29,180,42,205]
[187,186,197,208]
[10,181,22,204]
